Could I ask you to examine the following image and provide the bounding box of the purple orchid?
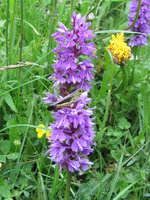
[128,0,150,46]
[43,89,58,104]
[45,12,96,172]
[47,92,95,172]
[51,12,96,92]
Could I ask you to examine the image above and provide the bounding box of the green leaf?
[0,140,10,154]
[0,20,6,28]
[0,186,10,198]
[4,93,17,113]
[0,155,6,163]
[23,191,29,198]
[113,131,123,137]
[7,153,19,160]
[118,118,131,130]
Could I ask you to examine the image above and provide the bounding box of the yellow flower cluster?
[107,33,131,64]
[36,124,52,139]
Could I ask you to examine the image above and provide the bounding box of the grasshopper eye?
[48,105,55,111]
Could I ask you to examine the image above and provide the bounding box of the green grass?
[0,0,150,199]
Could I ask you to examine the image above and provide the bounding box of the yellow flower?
[36,124,52,140]
[106,33,131,64]
[46,130,52,140]
[36,124,47,139]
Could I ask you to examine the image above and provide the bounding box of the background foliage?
[0,0,150,199]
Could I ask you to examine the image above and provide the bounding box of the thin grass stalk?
[0,62,40,72]
[47,0,57,64]
[0,75,49,97]
[65,170,72,200]
[96,150,103,199]
[101,51,114,128]
[143,91,150,153]
[106,0,112,13]
[18,0,23,104]
[50,165,60,200]
[47,19,53,64]
[114,66,128,116]
[70,0,74,18]
[107,153,124,200]
[37,162,47,200]
[86,0,95,16]
[13,100,34,186]
[6,0,9,66]
[9,0,16,64]
[118,66,128,99]
[130,46,137,85]
[20,0,23,62]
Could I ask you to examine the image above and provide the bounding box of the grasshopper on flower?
[48,89,82,111]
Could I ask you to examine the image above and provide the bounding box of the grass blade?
[113,182,137,200]
[107,153,124,200]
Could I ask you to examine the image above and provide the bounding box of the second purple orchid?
[128,0,150,47]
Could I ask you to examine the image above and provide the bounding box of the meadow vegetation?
[0,0,150,199]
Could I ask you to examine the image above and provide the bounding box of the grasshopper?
[48,89,82,111]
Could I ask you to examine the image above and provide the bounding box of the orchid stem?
[65,170,72,200]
